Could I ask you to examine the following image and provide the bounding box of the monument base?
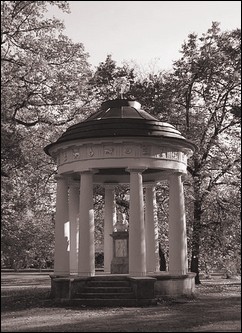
[111,257,129,274]
[49,272,196,304]
[149,272,196,297]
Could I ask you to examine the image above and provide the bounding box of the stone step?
[83,286,133,293]
[77,292,135,299]
[86,280,130,287]
[60,298,157,307]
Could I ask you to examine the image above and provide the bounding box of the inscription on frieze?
[154,149,167,158]
[166,151,179,160]
[154,150,185,161]
[171,152,179,159]
[166,152,172,159]
[180,152,187,162]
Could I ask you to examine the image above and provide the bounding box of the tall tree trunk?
[191,179,203,284]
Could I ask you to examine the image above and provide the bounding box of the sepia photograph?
[1,1,241,332]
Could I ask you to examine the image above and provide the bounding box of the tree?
[1,1,92,268]
[199,182,241,277]
[1,1,91,127]
[119,23,241,282]
[169,23,241,283]
[90,54,136,103]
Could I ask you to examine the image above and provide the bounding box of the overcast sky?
[47,1,241,71]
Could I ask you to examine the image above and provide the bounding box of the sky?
[47,1,241,71]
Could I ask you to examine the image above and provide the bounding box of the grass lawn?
[1,272,241,332]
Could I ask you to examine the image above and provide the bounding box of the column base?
[169,269,188,275]
[129,271,147,277]
[77,272,95,276]
[54,271,69,276]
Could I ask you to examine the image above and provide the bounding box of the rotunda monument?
[44,99,196,305]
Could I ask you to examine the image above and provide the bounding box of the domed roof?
[86,99,157,121]
[44,99,195,155]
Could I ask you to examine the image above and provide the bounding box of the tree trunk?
[191,250,200,284]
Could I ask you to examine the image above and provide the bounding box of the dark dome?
[86,99,157,121]
[44,99,195,155]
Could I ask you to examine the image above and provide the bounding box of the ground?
[1,271,241,332]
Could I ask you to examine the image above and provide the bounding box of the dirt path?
[1,272,241,332]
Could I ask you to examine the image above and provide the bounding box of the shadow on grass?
[1,287,54,312]
[1,283,241,312]
[1,293,241,332]
[1,280,241,332]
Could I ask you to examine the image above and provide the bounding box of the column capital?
[170,171,183,176]
[54,174,66,181]
[80,168,99,175]
[169,170,186,176]
[68,177,79,188]
[169,171,186,182]
[126,167,147,174]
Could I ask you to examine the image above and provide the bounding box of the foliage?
[89,54,136,104]
[200,183,241,276]
[169,23,241,282]
[1,1,91,127]
[111,22,241,280]
[1,1,92,269]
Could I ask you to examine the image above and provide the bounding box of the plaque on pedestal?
[110,231,129,274]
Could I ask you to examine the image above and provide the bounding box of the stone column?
[168,172,188,275]
[78,171,95,276]
[69,182,79,274]
[128,169,146,276]
[54,175,69,275]
[145,184,160,272]
[104,185,116,273]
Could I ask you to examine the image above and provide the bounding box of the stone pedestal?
[110,231,129,274]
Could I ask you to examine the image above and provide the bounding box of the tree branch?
[202,158,240,200]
